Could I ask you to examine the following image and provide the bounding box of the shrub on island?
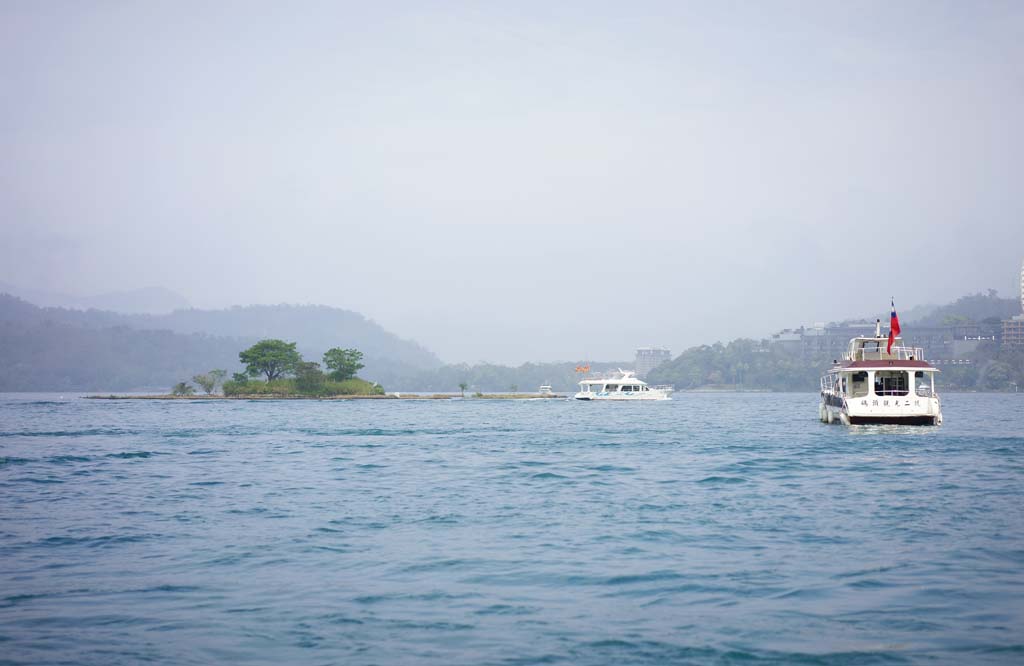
[221,377,383,397]
[220,340,383,397]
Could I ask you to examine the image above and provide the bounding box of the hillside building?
[771,321,999,362]
[1000,259,1024,350]
[1003,316,1024,348]
[635,347,672,378]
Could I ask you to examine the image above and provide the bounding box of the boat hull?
[820,399,942,426]
[848,415,939,426]
[574,393,670,401]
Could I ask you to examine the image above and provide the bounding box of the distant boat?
[574,369,671,401]
[538,384,554,395]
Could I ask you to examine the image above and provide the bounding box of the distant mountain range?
[3,286,1020,392]
[0,294,440,391]
[0,282,191,314]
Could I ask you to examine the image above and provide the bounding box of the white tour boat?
[538,384,555,395]
[819,320,942,426]
[574,370,671,401]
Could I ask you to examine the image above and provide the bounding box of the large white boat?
[819,321,942,426]
[574,370,671,401]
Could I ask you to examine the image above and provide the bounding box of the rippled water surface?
[1,392,1023,664]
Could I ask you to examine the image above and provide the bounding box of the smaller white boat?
[574,369,671,401]
[538,384,555,395]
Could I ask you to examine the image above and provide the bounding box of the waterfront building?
[1000,259,1024,349]
[771,321,1000,361]
[1002,317,1024,348]
[635,347,672,378]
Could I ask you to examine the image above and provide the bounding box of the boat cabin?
[577,379,654,395]
[824,335,938,400]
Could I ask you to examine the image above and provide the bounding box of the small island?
[85,338,562,400]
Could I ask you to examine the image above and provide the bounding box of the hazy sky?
[2,1,1023,363]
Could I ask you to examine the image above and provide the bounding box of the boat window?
[915,371,932,397]
[874,370,908,396]
[850,371,869,398]
[861,340,881,360]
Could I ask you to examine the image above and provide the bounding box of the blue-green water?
[1,393,1022,665]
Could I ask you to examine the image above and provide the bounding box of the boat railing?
[582,371,638,381]
[842,345,925,362]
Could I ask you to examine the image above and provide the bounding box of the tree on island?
[458,382,468,397]
[323,347,365,381]
[172,382,195,396]
[239,339,302,382]
[294,361,326,393]
[192,369,227,394]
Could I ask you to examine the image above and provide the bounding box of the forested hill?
[0,295,440,391]
[906,291,1019,326]
[0,295,242,391]
[124,305,439,370]
[647,290,1024,392]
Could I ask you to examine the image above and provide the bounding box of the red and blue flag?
[887,298,901,354]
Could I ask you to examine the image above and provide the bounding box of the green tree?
[295,361,326,393]
[192,369,227,394]
[323,348,365,381]
[231,372,249,384]
[239,339,301,382]
[458,381,468,397]
[172,382,195,396]
[982,361,1012,390]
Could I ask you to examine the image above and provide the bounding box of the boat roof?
[579,370,647,384]
[832,360,939,371]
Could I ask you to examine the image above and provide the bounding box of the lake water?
[1,392,1022,664]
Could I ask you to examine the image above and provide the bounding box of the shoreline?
[83,393,565,401]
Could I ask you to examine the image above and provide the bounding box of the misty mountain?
[123,304,440,371]
[0,281,190,314]
[835,291,1017,330]
[908,291,1019,326]
[0,295,242,391]
[0,295,441,391]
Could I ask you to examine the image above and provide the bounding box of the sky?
[2,1,1023,363]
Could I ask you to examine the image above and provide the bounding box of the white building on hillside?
[635,347,672,378]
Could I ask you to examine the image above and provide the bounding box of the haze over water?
[3,2,1023,363]
[2,393,1022,664]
